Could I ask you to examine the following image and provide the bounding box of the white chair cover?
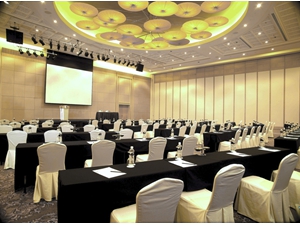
[84,140,116,167]
[134,124,148,138]
[44,130,61,142]
[176,121,181,128]
[22,124,38,133]
[4,130,28,169]
[90,129,106,141]
[0,125,13,133]
[188,125,197,136]
[178,126,187,136]
[146,122,159,138]
[253,125,261,146]
[59,121,70,127]
[226,122,231,130]
[237,128,248,149]
[159,120,165,125]
[33,142,67,203]
[103,119,110,124]
[297,149,300,170]
[268,122,275,138]
[119,128,133,139]
[218,129,241,152]
[136,137,167,162]
[92,119,99,128]
[176,164,245,222]
[167,136,198,158]
[9,121,22,128]
[245,126,256,147]
[125,120,131,126]
[42,122,52,127]
[83,124,95,132]
[0,119,10,125]
[29,119,38,125]
[110,178,184,223]
[234,153,298,222]
[109,120,121,132]
[61,124,74,132]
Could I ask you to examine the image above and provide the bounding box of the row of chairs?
[111,153,299,223]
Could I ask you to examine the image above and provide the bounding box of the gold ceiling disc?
[98,10,126,24]
[201,1,231,13]
[117,24,143,35]
[175,2,201,18]
[191,31,212,39]
[148,1,179,17]
[122,36,145,45]
[70,2,98,17]
[93,17,118,27]
[148,41,169,49]
[144,19,172,33]
[134,43,150,50]
[76,20,100,30]
[99,32,123,40]
[181,20,209,34]
[162,30,186,41]
[152,37,165,42]
[205,16,229,27]
[168,39,190,46]
[118,1,149,12]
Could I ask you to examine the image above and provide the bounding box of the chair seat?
[84,159,92,168]
[110,203,136,223]
[135,154,148,162]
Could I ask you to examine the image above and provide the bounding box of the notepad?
[87,141,97,144]
[227,151,250,157]
[169,160,197,168]
[93,167,126,178]
[283,137,298,140]
[258,147,280,152]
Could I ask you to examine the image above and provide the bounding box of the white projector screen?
[45,64,93,105]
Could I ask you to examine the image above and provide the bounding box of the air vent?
[271,13,288,41]
[239,37,252,48]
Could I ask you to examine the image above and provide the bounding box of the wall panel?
[166,81,173,119]
[285,67,300,122]
[270,70,284,125]
[173,80,180,119]
[188,79,196,120]
[214,76,223,122]
[180,80,188,119]
[257,71,270,123]
[196,78,205,120]
[159,82,166,119]
[204,77,214,119]
[153,83,160,119]
[245,72,257,123]
[223,75,234,121]
[234,73,245,123]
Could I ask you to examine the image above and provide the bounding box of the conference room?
[0,1,300,223]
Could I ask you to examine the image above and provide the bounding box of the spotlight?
[84,50,89,57]
[49,39,53,49]
[105,55,110,61]
[126,61,130,66]
[114,57,117,63]
[118,58,121,64]
[77,49,83,56]
[70,45,74,52]
[63,44,67,51]
[31,35,38,44]
[39,38,45,46]
[97,54,100,60]
[19,48,24,54]
[122,59,126,65]
[40,52,44,57]
[57,42,60,50]
[130,61,135,66]
[101,54,105,61]
[90,52,94,59]
[33,51,38,57]
[26,49,31,56]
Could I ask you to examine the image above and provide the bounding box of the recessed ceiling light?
[179,64,181,66]
[121,48,124,52]
[65,37,68,40]
[184,52,187,54]
[244,24,247,27]
[192,55,194,58]
[223,37,227,40]
[257,3,262,8]
[159,55,162,57]
[218,57,221,60]
[35,29,39,32]
[198,46,201,48]
[227,43,230,45]
[73,34,76,37]
[265,40,268,43]
[172,59,174,61]
[233,47,236,50]
[258,32,261,35]
[243,53,245,56]
[209,52,211,54]
[146,51,148,53]
[54,20,57,23]
[271,48,274,51]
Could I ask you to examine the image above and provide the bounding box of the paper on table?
[87,141,97,144]
[283,137,298,140]
[135,138,149,141]
[169,160,197,168]
[287,134,300,137]
[167,137,178,140]
[227,151,250,157]
[93,167,126,178]
[258,147,280,152]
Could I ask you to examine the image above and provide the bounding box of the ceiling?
[0,1,300,75]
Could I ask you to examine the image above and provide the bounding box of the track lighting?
[77,49,83,56]
[97,54,100,60]
[122,59,126,65]
[26,49,31,56]
[130,62,135,66]
[33,51,38,57]
[64,44,67,51]
[39,38,45,46]
[57,42,60,50]
[118,58,121,64]
[40,52,44,57]
[84,50,89,57]
[70,45,74,52]
[19,48,24,54]
[49,39,53,49]
[126,61,130,66]
[31,35,38,44]
[104,55,110,61]
[114,56,117,63]
[101,54,105,61]
[90,52,94,59]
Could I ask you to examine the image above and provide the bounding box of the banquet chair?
[84,140,116,167]
[178,126,187,137]
[119,128,133,139]
[109,120,121,132]
[110,178,184,223]
[22,124,38,133]
[134,123,148,139]
[83,124,95,132]
[236,128,248,149]
[176,121,181,128]
[59,121,70,127]
[9,121,22,128]
[146,122,159,138]
[218,129,241,152]
[125,119,132,126]
[92,119,99,128]
[103,119,110,124]
[226,122,231,130]
[0,125,13,133]
[90,129,106,141]
[159,119,165,125]
[167,136,198,158]
[197,124,207,144]
[268,122,275,138]
[0,119,10,125]
[4,130,28,169]
[138,119,144,125]
[185,124,196,137]
[263,122,271,143]
[234,153,298,222]
[33,142,67,203]
[136,137,167,162]
[42,121,53,127]
[245,126,256,147]
[166,121,173,129]
[253,125,261,147]
[185,121,191,127]
[258,125,266,141]
[29,119,39,125]
[61,124,74,132]
[176,164,245,223]
[44,130,61,142]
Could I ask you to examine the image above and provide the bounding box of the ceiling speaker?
[136,63,144,72]
[6,29,23,44]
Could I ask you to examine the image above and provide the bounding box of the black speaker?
[6,29,23,44]
[136,63,144,72]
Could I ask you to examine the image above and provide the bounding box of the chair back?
[260,125,266,135]
[159,120,165,125]
[42,121,52,127]
[103,119,110,124]
[90,129,106,140]
[182,136,198,156]
[138,119,144,125]
[240,128,248,141]
[176,121,181,128]
[83,124,95,132]
[148,137,167,161]
[113,120,121,131]
[189,125,197,135]
[200,124,207,134]
[61,124,74,132]
[136,178,184,223]
[125,120,132,126]
[91,140,116,167]
[44,130,61,142]
[233,129,241,142]
[119,128,133,139]
[23,124,38,133]
[92,119,99,127]
[140,123,148,133]
[9,121,21,128]
[248,126,255,138]
[254,125,261,137]
[37,142,67,173]
[152,122,159,131]
[29,119,38,125]
[208,164,245,211]
[178,126,187,136]
[226,123,231,130]
[0,119,10,125]
[6,130,28,150]
[272,153,298,192]
[59,121,70,127]
[0,125,13,134]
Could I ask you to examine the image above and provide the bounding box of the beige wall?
[0,48,151,121]
[153,53,300,127]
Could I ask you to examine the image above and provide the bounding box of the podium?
[59,105,69,120]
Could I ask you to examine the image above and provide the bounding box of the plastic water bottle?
[280,129,283,137]
[171,128,174,138]
[230,140,236,152]
[175,142,183,160]
[259,138,265,147]
[127,146,135,168]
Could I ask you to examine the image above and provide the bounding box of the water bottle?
[88,119,91,124]
[230,140,236,152]
[175,142,183,160]
[99,118,102,122]
[142,130,147,139]
[127,146,135,168]
[280,129,283,137]
[259,138,265,147]
[97,132,102,140]
[57,133,62,143]
[171,128,174,138]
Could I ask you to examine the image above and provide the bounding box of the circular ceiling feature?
[76,20,100,30]
[151,37,165,42]
[117,24,143,35]
[122,36,145,45]
[205,16,229,27]
[93,17,118,27]
[191,31,212,39]
[99,32,123,40]
[98,10,126,24]
[70,2,98,17]
[144,19,172,33]
[148,41,169,49]
[168,39,190,46]
[162,30,186,41]
[181,20,209,34]
[134,43,150,50]
[118,1,149,12]
[148,1,179,17]
[175,2,201,18]
[201,1,231,13]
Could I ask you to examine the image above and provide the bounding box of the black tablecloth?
[57,146,292,223]
[95,112,119,121]
[274,135,300,151]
